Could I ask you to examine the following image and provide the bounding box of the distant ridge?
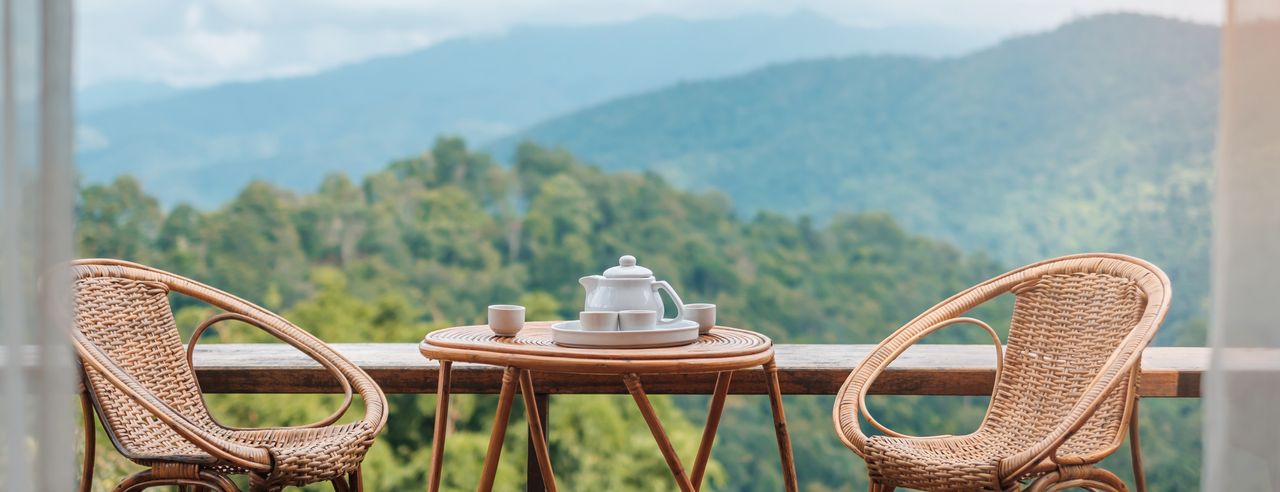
[75,11,1001,207]
[77,80,177,114]
[502,13,1220,340]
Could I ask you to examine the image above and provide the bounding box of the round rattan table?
[419,322,798,492]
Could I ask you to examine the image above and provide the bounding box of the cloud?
[76,0,445,87]
[75,0,1221,88]
[182,4,264,68]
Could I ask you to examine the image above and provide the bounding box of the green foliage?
[77,176,163,262]
[508,13,1218,347]
[76,138,1193,490]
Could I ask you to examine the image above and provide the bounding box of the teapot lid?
[603,255,653,278]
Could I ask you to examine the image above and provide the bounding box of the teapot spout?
[579,275,602,291]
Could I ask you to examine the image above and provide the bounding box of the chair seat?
[228,422,378,484]
[864,421,1124,491]
[865,432,1013,491]
[128,421,378,486]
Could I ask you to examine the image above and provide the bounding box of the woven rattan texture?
[424,323,771,360]
[76,277,216,460]
[72,259,387,490]
[835,254,1170,492]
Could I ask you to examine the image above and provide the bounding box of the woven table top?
[419,322,775,375]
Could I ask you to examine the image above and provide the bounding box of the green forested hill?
[77,139,1199,490]
[503,13,1219,343]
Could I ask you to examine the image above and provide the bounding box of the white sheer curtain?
[1204,0,1280,489]
[0,0,75,490]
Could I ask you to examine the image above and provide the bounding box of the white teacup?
[488,304,525,336]
[684,303,716,334]
[618,310,658,331]
[579,311,618,331]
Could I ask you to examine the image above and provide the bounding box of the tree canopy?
[76,138,1198,490]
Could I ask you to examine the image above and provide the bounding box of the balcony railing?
[184,343,1203,490]
[191,343,1204,397]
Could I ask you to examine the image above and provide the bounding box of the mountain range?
[77,80,177,114]
[75,11,1000,207]
[76,12,1218,340]
[502,13,1220,338]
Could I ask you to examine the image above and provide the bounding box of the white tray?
[550,320,700,348]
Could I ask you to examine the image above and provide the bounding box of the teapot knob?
[619,255,636,267]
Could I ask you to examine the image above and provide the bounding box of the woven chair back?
[74,274,215,461]
[988,271,1146,458]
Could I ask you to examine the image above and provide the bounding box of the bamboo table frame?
[418,322,798,492]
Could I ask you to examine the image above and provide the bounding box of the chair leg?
[79,386,96,492]
[1025,466,1127,492]
[249,472,284,491]
[868,479,895,491]
[349,465,363,492]
[112,468,239,491]
[201,473,240,492]
[331,476,350,492]
[1129,399,1147,492]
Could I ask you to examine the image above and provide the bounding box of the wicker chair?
[833,254,1170,492]
[71,259,388,491]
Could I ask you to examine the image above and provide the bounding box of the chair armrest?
[73,331,273,473]
[187,312,353,430]
[834,317,1004,456]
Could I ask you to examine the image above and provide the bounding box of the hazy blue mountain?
[503,13,1220,340]
[75,11,1002,207]
[77,80,177,114]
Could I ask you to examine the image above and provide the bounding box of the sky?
[76,0,1222,89]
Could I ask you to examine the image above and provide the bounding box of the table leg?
[764,359,799,492]
[623,373,696,492]
[525,393,550,492]
[691,371,732,490]
[519,371,557,492]
[427,360,452,492]
[478,366,521,492]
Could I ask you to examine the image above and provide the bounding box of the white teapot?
[579,255,685,324]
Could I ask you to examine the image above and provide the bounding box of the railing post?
[526,393,550,491]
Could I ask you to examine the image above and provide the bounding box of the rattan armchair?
[72,259,388,491]
[834,254,1170,492]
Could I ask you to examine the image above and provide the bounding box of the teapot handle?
[651,280,685,324]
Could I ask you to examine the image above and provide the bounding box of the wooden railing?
[180,343,1208,490]
[192,343,1205,397]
